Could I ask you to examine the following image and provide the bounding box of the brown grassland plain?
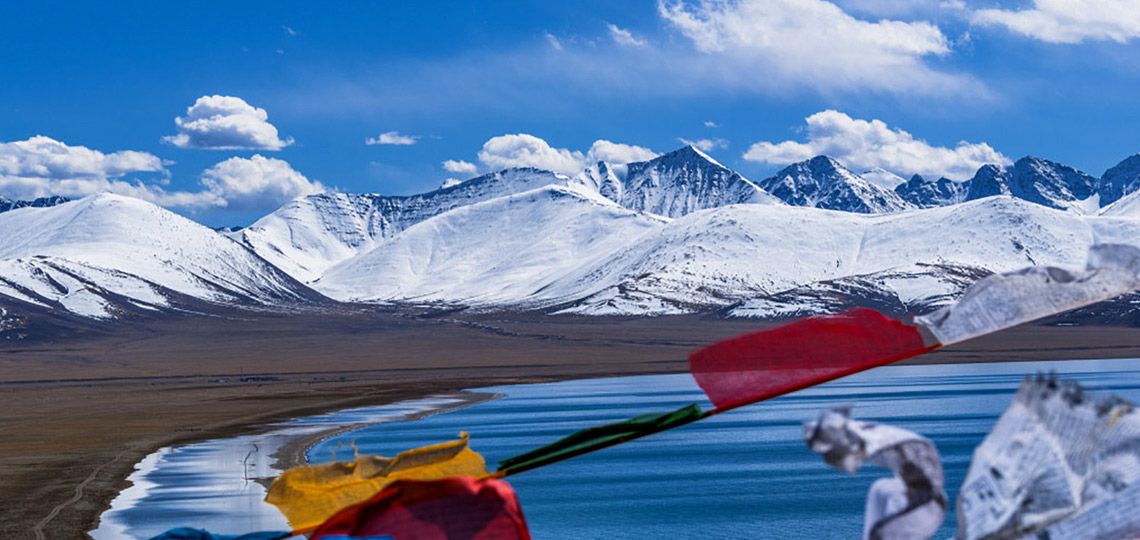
[2,311,1139,539]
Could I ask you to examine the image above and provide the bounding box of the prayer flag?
[497,403,704,475]
[689,308,932,410]
[266,433,488,531]
[691,244,1140,412]
[308,477,531,540]
[916,243,1140,345]
[145,528,292,540]
[804,407,946,540]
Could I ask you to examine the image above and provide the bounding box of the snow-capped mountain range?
[4,145,1140,336]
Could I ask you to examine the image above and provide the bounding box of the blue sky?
[2,0,1140,226]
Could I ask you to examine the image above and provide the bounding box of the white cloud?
[678,137,728,151]
[366,131,420,146]
[442,159,478,175]
[282,25,297,36]
[545,32,564,51]
[163,95,294,150]
[584,140,658,165]
[0,135,165,181]
[440,178,463,189]
[467,135,657,175]
[742,110,1010,180]
[477,134,586,175]
[972,0,1140,44]
[607,24,647,47]
[0,136,325,211]
[199,155,324,210]
[0,135,186,203]
[658,0,970,94]
[704,121,719,128]
[199,155,325,210]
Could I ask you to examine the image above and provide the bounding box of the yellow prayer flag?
[265,432,488,530]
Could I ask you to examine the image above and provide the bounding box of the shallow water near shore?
[90,396,468,540]
[96,358,1140,539]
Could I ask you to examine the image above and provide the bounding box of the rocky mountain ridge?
[4,146,1140,337]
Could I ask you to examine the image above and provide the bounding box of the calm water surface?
[97,358,1140,539]
[311,358,1140,540]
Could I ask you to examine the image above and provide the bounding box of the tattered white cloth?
[957,375,1140,540]
[804,407,947,540]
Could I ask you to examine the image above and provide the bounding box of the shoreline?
[6,314,1140,540]
[68,372,649,540]
[94,353,1140,539]
[92,389,510,539]
[268,390,505,474]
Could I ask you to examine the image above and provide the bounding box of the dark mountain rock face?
[962,158,1097,211]
[1098,154,1140,206]
[0,195,69,214]
[757,156,912,213]
[1008,157,1097,209]
[619,145,781,217]
[965,164,1012,200]
[895,174,970,208]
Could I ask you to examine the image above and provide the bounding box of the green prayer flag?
[498,403,706,475]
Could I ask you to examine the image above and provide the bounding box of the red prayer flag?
[308,477,531,540]
[689,308,935,411]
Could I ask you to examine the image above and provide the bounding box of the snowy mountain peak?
[757,155,913,214]
[1099,154,1140,206]
[315,184,665,306]
[895,174,969,208]
[236,167,576,282]
[963,158,1102,212]
[0,194,317,321]
[1008,156,1098,212]
[575,161,625,203]
[617,145,782,218]
[676,144,726,168]
[0,195,70,214]
[965,164,1012,200]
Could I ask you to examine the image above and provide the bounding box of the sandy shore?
[268,390,504,474]
[3,311,1140,540]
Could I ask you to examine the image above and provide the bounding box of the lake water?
[96,358,1140,539]
[311,358,1140,540]
[91,396,470,540]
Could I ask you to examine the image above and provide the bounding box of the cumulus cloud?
[704,121,720,128]
[0,136,322,211]
[742,110,1010,180]
[972,0,1140,44]
[608,24,647,47]
[0,135,180,201]
[366,131,420,146]
[199,155,325,210]
[442,159,478,175]
[658,0,969,94]
[678,138,728,151]
[584,140,658,165]
[163,95,294,150]
[477,134,586,175]
[472,134,658,175]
